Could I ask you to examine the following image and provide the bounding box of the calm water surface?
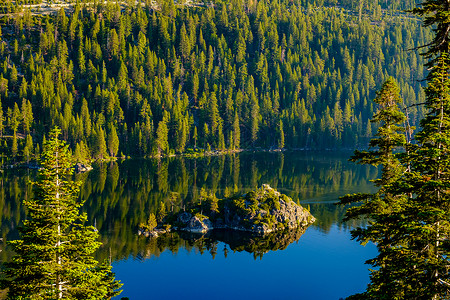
[0,151,378,299]
[113,224,376,300]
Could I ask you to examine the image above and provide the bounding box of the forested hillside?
[0,0,430,162]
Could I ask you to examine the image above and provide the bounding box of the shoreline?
[0,147,360,170]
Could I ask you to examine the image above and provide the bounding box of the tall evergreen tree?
[157,201,167,223]
[278,119,285,149]
[250,93,259,147]
[0,96,4,136]
[233,111,240,150]
[344,0,450,294]
[339,77,408,298]
[94,126,108,160]
[397,53,450,299]
[11,131,17,158]
[23,133,33,164]
[9,102,20,134]
[412,1,450,61]
[107,124,120,157]
[394,2,450,297]
[193,126,198,148]
[1,127,121,299]
[21,99,33,134]
[156,116,169,156]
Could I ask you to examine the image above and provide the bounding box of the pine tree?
[390,2,450,297]
[233,111,240,150]
[208,91,220,133]
[228,132,234,150]
[107,124,120,157]
[203,123,209,149]
[9,102,20,134]
[94,126,108,160]
[23,133,33,163]
[193,126,198,148]
[147,213,157,231]
[21,99,33,134]
[249,86,259,147]
[192,72,199,102]
[157,201,166,223]
[412,1,450,61]
[0,96,3,137]
[11,131,18,158]
[78,44,86,75]
[278,119,285,149]
[179,23,190,61]
[74,142,84,163]
[342,0,450,292]
[1,127,121,299]
[217,123,225,150]
[10,64,18,86]
[176,117,187,153]
[339,78,408,298]
[80,98,91,137]
[156,116,169,156]
[208,193,219,214]
[398,53,450,299]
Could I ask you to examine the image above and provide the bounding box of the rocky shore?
[138,184,315,238]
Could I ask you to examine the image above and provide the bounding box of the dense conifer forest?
[0,0,430,163]
[6,1,450,298]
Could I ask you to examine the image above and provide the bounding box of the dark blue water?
[113,225,376,299]
[0,151,378,299]
[107,152,378,299]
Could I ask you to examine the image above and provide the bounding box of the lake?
[0,151,378,299]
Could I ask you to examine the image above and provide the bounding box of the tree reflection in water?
[0,151,377,264]
[136,227,308,261]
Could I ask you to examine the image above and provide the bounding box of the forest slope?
[0,0,430,162]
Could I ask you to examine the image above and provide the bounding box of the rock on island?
[138,184,315,237]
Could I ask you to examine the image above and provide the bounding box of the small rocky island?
[138,184,315,238]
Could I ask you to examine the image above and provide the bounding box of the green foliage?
[228,186,285,225]
[11,132,17,158]
[147,213,157,231]
[157,201,167,223]
[208,194,219,214]
[341,1,450,293]
[0,150,373,265]
[107,123,120,157]
[391,51,450,299]
[232,197,249,216]
[0,1,430,164]
[278,120,285,149]
[0,127,121,299]
[339,77,412,298]
[23,133,33,163]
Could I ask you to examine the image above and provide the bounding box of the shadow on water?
[135,227,309,261]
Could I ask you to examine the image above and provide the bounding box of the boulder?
[74,163,93,173]
[184,216,214,233]
[138,228,159,238]
[177,212,193,224]
[148,231,159,238]
[272,197,314,228]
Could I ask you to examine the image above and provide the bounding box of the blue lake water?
[0,151,379,299]
[113,224,376,299]
[105,151,378,299]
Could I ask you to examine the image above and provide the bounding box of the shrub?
[147,213,157,231]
